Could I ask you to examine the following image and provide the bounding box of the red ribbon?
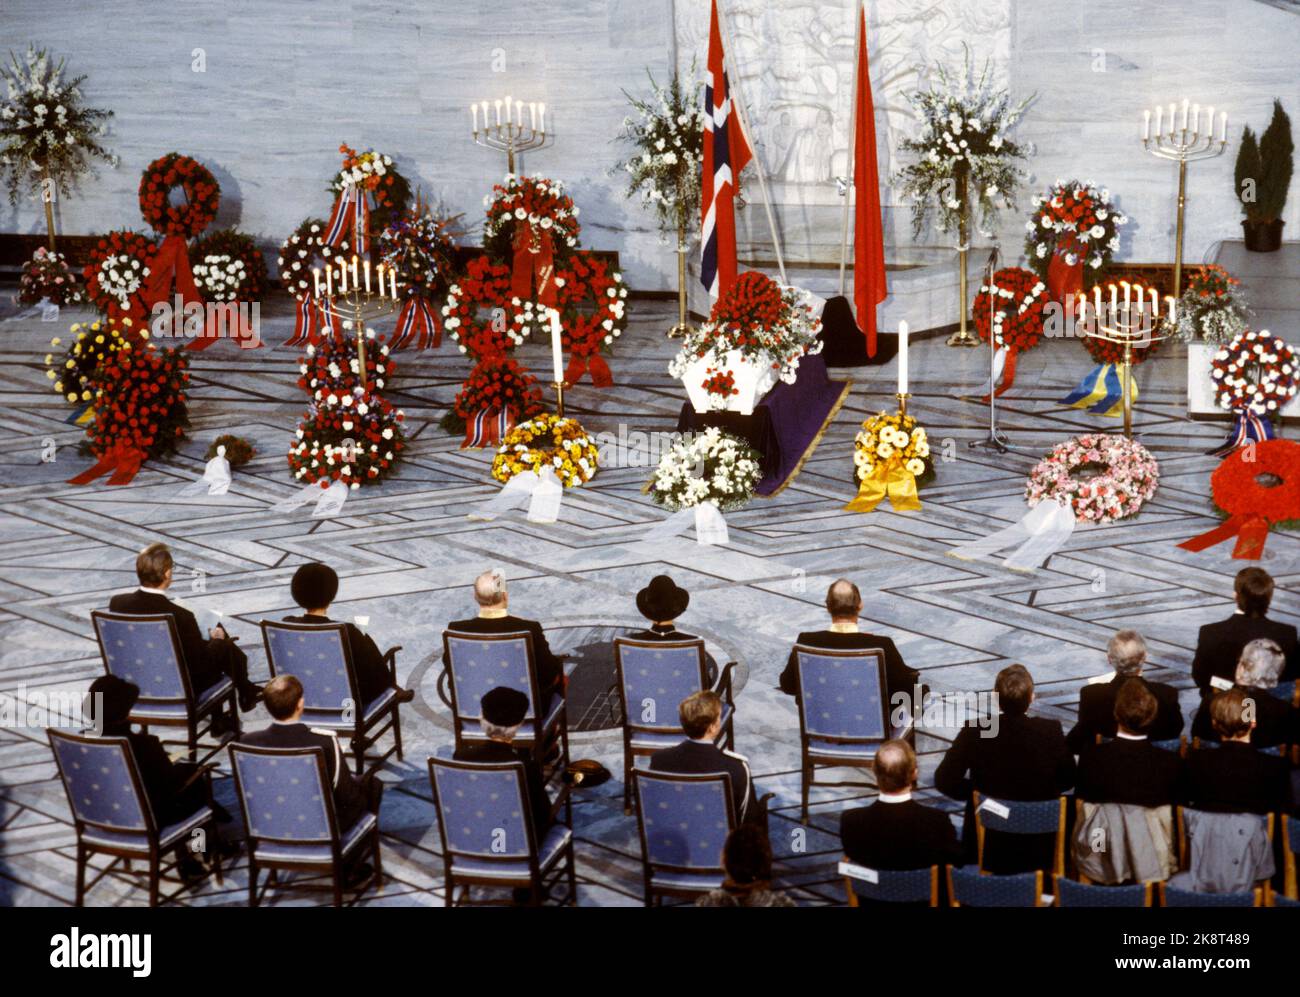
[980,347,1018,403]
[68,442,147,487]
[1046,237,1085,303]
[565,352,613,388]
[1177,513,1271,560]
[510,222,557,307]
[145,234,200,310]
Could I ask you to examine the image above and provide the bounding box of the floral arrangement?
[669,271,823,387]
[556,253,628,369]
[278,216,350,301]
[329,144,410,235]
[453,355,544,427]
[892,48,1032,241]
[1174,265,1250,344]
[702,367,739,406]
[853,412,933,487]
[1209,439,1300,537]
[491,413,598,489]
[0,45,115,209]
[377,207,457,304]
[1024,178,1125,283]
[973,266,1048,354]
[482,174,580,264]
[206,434,255,468]
[138,153,219,238]
[1211,330,1297,417]
[442,256,521,359]
[288,387,405,489]
[16,246,82,305]
[83,230,155,315]
[190,229,268,302]
[1025,433,1158,524]
[298,327,395,396]
[45,318,135,407]
[614,69,706,236]
[650,427,761,512]
[86,344,190,459]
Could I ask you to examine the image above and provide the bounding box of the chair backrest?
[633,769,735,875]
[261,621,358,714]
[841,860,938,906]
[1054,876,1151,908]
[1160,883,1260,907]
[974,794,1067,875]
[792,645,888,743]
[47,729,153,835]
[614,638,709,734]
[91,611,190,702]
[229,743,336,845]
[1150,737,1184,754]
[1287,814,1300,858]
[428,755,536,861]
[1266,679,1296,705]
[947,866,1042,907]
[442,630,542,733]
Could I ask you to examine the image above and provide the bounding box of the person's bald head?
[474,569,507,608]
[873,739,916,794]
[826,579,861,620]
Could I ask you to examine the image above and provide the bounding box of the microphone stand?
[968,246,1015,454]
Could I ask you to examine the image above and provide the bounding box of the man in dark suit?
[1066,629,1184,753]
[840,739,961,874]
[1076,679,1182,807]
[779,579,921,711]
[107,542,259,712]
[1192,567,1298,692]
[283,562,415,707]
[453,686,554,842]
[934,664,1076,874]
[650,690,762,826]
[1182,688,1293,815]
[626,574,696,642]
[446,569,564,694]
[1191,637,1299,749]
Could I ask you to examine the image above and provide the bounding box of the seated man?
[1182,688,1293,816]
[454,686,553,842]
[108,542,259,712]
[447,569,564,694]
[650,690,762,826]
[779,579,921,711]
[840,739,961,873]
[283,562,414,706]
[1191,638,1299,749]
[627,575,696,642]
[1192,566,1298,692]
[1076,680,1182,807]
[238,675,376,832]
[934,664,1076,874]
[1066,630,1184,753]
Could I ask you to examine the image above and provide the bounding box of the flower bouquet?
[84,344,190,461]
[650,426,761,512]
[288,387,406,489]
[17,246,82,307]
[448,355,545,447]
[492,413,598,489]
[1024,178,1126,300]
[845,412,932,513]
[190,229,268,303]
[45,318,135,411]
[614,68,705,236]
[1174,265,1250,345]
[328,145,410,239]
[377,207,458,349]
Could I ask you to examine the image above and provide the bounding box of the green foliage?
[1236,100,1292,223]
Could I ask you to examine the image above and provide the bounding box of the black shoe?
[209,713,239,738]
[238,685,263,712]
[177,854,208,884]
[394,687,415,704]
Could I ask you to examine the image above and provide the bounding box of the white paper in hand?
[468,471,538,522]
[526,466,563,524]
[312,479,349,518]
[694,501,728,546]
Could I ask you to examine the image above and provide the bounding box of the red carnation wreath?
[83,230,156,331]
[442,256,523,360]
[973,266,1048,396]
[138,153,220,239]
[1178,438,1300,559]
[555,252,628,386]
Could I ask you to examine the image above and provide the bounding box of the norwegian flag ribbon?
[324,184,369,253]
[1208,409,1275,458]
[285,295,320,348]
[390,297,441,350]
[462,407,513,449]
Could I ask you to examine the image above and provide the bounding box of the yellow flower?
[905,458,925,476]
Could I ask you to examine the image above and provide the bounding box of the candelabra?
[471,97,550,173]
[1141,99,1228,298]
[1077,281,1176,438]
[313,255,401,391]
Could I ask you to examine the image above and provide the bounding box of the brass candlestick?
[1080,286,1174,438]
[472,100,551,173]
[947,175,979,347]
[552,379,570,418]
[669,215,690,340]
[896,392,911,417]
[318,271,399,390]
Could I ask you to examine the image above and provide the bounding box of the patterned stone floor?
[2,274,1297,906]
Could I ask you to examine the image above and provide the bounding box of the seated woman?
[695,824,795,907]
[285,562,415,706]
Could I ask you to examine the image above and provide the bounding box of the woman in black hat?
[284,563,415,707]
[627,575,696,642]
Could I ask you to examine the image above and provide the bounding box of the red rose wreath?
[972,266,1048,396]
[83,230,156,333]
[1177,438,1300,560]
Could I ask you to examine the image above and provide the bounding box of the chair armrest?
[382,645,402,679]
[435,664,453,710]
[549,783,573,823]
[713,661,738,705]
[758,791,776,805]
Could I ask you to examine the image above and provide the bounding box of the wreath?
[482,174,581,265]
[46,318,135,407]
[138,153,220,239]
[278,217,351,301]
[86,345,190,460]
[492,413,598,489]
[651,426,761,512]
[854,412,934,488]
[454,355,544,426]
[1025,179,1125,289]
[442,256,524,359]
[973,266,1048,353]
[298,328,396,396]
[328,145,410,237]
[1211,330,1297,417]
[556,253,628,378]
[1025,433,1158,524]
[1177,439,1300,559]
[17,247,83,306]
[377,209,457,302]
[82,230,155,318]
[190,229,268,302]
[288,387,405,489]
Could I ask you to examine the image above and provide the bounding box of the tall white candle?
[1181,98,1189,131]
[363,258,371,293]
[1219,111,1227,142]
[351,256,359,287]
[1167,103,1176,135]
[376,264,384,298]
[1094,286,1102,315]
[471,103,478,132]
[1167,297,1177,324]
[530,101,537,130]
[1110,284,1118,318]
[1154,105,1163,137]
[313,268,321,298]
[1121,280,1131,315]
[538,102,546,133]
[325,264,333,297]
[1205,105,1214,136]
[505,95,513,124]
[1191,103,1200,134]
[1143,109,1151,140]
[494,99,502,126]
[897,320,909,396]
[549,308,564,385]
[390,268,397,299]
[339,260,347,294]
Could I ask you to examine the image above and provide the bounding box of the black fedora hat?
[84,674,139,731]
[481,686,530,727]
[636,575,690,623]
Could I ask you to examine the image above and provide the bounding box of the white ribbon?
[969,344,1008,398]
[271,479,350,518]
[643,500,729,546]
[177,445,232,497]
[467,467,564,524]
[947,497,1076,572]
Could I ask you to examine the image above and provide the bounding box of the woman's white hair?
[1235,638,1284,688]
[473,568,508,607]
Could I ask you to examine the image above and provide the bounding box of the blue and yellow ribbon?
[1060,363,1135,417]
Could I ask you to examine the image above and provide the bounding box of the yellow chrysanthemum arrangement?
[491,413,598,489]
[853,411,933,483]
[45,318,140,406]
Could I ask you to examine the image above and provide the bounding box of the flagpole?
[716,0,787,286]
[838,2,862,298]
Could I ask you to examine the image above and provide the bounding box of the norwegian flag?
[700,0,753,299]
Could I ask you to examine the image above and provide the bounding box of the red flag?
[701,0,753,299]
[852,5,887,356]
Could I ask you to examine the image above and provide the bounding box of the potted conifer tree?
[1235,99,1292,252]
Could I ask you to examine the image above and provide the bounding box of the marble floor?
[2,267,1297,906]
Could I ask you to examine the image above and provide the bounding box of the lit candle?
[505,95,513,124]
[376,263,384,296]
[313,268,321,298]
[325,265,333,297]
[530,101,537,130]
[1143,109,1151,140]
[339,260,348,294]
[481,100,489,127]
[1181,98,1189,131]
[538,102,546,133]
[494,99,502,126]
[389,268,397,299]
[1205,105,1214,136]
[1148,287,1158,318]
[549,308,564,385]
[897,320,909,395]
[1219,111,1227,142]
[1094,285,1102,316]
[471,103,478,133]
[1154,105,1162,137]
[1110,283,1118,318]
[1191,103,1200,135]
[363,258,371,293]
[1167,102,1176,135]
[351,255,359,287]
[1167,296,1177,324]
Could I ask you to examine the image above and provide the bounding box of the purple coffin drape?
[676,353,850,496]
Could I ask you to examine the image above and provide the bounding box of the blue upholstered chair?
[428,754,576,907]
[91,610,237,762]
[973,793,1068,877]
[1160,882,1261,907]
[260,620,404,775]
[947,865,1043,907]
[1190,737,1286,756]
[614,636,736,815]
[632,769,735,906]
[791,645,891,823]
[1053,876,1152,907]
[840,859,939,906]
[1267,679,1297,706]
[228,743,382,907]
[48,728,221,906]
[1284,815,1299,900]
[1099,734,1185,756]
[1269,888,1300,908]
